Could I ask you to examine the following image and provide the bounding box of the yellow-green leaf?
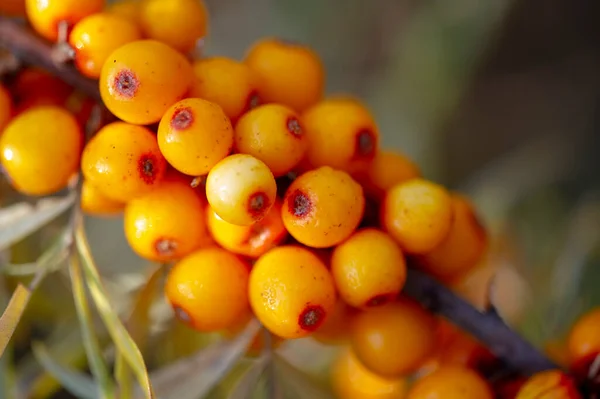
[227,356,269,399]
[69,253,115,399]
[75,222,155,399]
[31,341,98,399]
[0,284,31,357]
[274,354,333,399]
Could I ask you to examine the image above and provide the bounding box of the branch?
[0,17,101,101]
[403,267,559,375]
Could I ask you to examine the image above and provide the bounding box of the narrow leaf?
[69,253,115,399]
[0,193,75,251]
[75,222,155,399]
[273,355,333,399]
[117,265,164,399]
[151,318,261,399]
[0,284,31,357]
[227,356,269,399]
[31,341,99,399]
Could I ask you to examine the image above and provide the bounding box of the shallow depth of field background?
[3,0,600,397]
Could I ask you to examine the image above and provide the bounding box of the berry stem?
[0,17,100,101]
[403,267,559,375]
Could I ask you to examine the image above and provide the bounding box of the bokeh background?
[2,0,600,397]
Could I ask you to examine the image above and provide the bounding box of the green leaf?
[0,284,31,357]
[150,318,261,399]
[75,221,155,399]
[69,252,115,398]
[31,341,99,399]
[0,192,75,251]
[227,356,269,399]
[274,355,333,399]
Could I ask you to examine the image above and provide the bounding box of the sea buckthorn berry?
[206,199,286,258]
[331,228,407,309]
[124,178,210,262]
[68,12,142,79]
[0,84,12,132]
[157,98,233,176]
[9,68,72,111]
[355,149,420,200]
[567,307,600,365]
[515,370,581,399]
[332,347,408,399]
[139,0,208,54]
[205,154,276,226]
[81,122,167,202]
[99,39,193,125]
[302,97,380,173]
[1,0,26,16]
[25,0,104,42]
[417,194,488,282]
[106,0,141,26]
[165,247,250,332]
[190,57,260,122]
[81,180,125,217]
[381,178,453,254]
[350,299,437,377]
[313,298,358,345]
[234,104,308,177]
[244,38,324,111]
[249,245,336,339]
[407,366,493,399]
[0,106,81,196]
[281,166,365,248]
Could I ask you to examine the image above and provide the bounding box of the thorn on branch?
[0,17,100,101]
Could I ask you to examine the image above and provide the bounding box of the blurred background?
[3,0,600,397]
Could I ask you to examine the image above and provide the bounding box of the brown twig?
[0,17,100,101]
[403,268,559,375]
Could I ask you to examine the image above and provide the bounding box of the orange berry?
[234,104,308,177]
[302,97,379,173]
[312,298,358,345]
[25,0,104,42]
[281,166,365,248]
[567,307,600,365]
[355,149,420,200]
[249,245,336,339]
[139,0,208,54]
[106,0,141,26]
[80,180,125,217]
[434,321,496,372]
[381,178,453,254]
[1,0,26,16]
[9,68,72,110]
[408,366,493,399]
[99,39,193,125]
[244,38,324,111]
[331,228,407,309]
[515,370,581,399]
[81,122,167,202]
[0,84,12,132]
[332,347,408,399]
[68,12,142,79]
[190,57,260,122]
[0,106,81,196]
[417,194,488,282]
[205,154,276,226]
[206,199,287,258]
[124,178,210,262]
[157,97,233,176]
[350,299,437,378]
[165,247,250,332]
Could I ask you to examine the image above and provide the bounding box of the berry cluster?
[0,0,598,398]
